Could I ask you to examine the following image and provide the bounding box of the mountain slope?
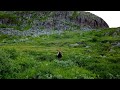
[0,11,109,36]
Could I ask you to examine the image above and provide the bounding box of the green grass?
[0,28,120,79]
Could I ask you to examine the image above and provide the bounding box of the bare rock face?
[0,11,109,36]
[73,11,109,29]
[45,11,109,30]
[51,11,109,30]
[0,11,109,30]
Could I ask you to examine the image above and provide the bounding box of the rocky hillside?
[0,11,109,36]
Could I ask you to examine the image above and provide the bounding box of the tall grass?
[0,28,120,79]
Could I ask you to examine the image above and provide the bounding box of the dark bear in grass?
[57,51,62,60]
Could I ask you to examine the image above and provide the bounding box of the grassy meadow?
[0,28,120,79]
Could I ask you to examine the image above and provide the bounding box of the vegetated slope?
[0,27,120,79]
[0,11,109,36]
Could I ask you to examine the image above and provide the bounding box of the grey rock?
[0,11,109,36]
[69,43,80,47]
[116,43,120,47]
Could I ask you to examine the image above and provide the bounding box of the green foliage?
[0,11,18,24]
[0,27,120,79]
[0,12,17,19]
[0,24,8,28]
[22,25,32,30]
[70,11,79,19]
[0,49,11,78]
[90,36,98,42]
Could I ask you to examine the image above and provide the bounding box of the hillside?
[0,27,120,79]
[1,11,120,79]
[0,11,109,36]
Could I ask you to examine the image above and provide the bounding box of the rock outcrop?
[0,11,109,36]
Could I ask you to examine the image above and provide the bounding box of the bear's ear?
[58,48,62,51]
[57,49,60,51]
[57,50,59,52]
[57,48,62,52]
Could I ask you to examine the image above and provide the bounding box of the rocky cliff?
[0,11,109,36]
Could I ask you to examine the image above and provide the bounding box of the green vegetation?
[0,11,17,21]
[0,28,120,79]
[70,11,79,19]
[0,11,51,31]
[0,11,22,30]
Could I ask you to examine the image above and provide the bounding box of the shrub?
[90,36,98,42]
[0,49,11,78]
[4,48,18,59]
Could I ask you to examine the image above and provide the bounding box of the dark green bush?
[0,49,12,78]
[4,48,18,59]
[90,36,98,42]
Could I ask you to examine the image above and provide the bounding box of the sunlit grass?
[0,28,120,79]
